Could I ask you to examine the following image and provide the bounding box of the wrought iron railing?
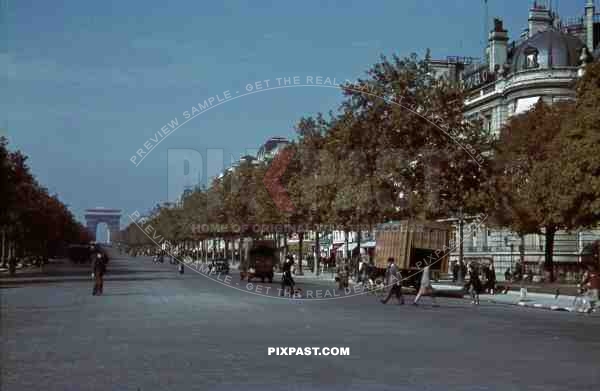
[461,245,551,253]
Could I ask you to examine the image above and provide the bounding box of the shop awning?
[319,238,332,247]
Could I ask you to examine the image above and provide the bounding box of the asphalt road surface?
[2,252,600,391]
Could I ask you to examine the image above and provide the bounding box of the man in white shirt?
[413,265,439,307]
[358,259,365,283]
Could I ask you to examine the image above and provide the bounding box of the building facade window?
[524,47,539,69]
[484,113,493,134]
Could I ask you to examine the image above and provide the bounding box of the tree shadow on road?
[1,267,168,279]
[0,275,182,287]
[99,292,151,296]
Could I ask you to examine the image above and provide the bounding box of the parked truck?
[240,239,278,283]
[374,220,452,289]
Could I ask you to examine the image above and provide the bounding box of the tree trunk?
[274,232,279,264]
[458,217,464,283]
[344,229,349,262]
[315,231,320,275]
[241,237,246,265]
[519,234,525,264]
[283,235,288,263]
[356,230,362,279]
[1,229,5,267]
[298,232,304,275]
[544,226,556,282]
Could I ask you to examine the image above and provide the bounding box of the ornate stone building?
[433,0,600,281]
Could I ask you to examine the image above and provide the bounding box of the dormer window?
[524,47,539,69]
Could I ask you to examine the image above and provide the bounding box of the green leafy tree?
[488,101,579,281]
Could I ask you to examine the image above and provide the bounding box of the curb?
[510,300,596,313]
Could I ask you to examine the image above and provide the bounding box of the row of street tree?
[0,137,91,269]
[122,53,600,280]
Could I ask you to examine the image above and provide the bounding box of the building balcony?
[463,246,494,253]
[504,67,579,92]
[458,244,591,254]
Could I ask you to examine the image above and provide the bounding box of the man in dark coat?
[452,262,459,283]
[92,253,106,296]
[486,263,496,294]
[381,257,404,305]
[280,256,295,296]
[467,263,482,305]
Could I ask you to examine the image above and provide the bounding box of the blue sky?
[2,0,590,230]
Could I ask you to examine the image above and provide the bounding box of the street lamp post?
[457,207,465,284]
[510,243,514,272]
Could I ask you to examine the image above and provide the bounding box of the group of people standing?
[452,261,497,305]
[465,262,498,304]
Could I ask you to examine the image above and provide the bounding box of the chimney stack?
[528,1,554,37]
[489,18,509,72]
[585,0,595,51]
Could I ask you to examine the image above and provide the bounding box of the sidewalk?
[289,270,337,281]
[0,258,82,284]
[432,283,597,314]
[275,274,587,310]
[0,262,36,274]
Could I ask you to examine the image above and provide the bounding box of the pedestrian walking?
[280,256,295,297]
[514,261,523,281]
[581,264,600,309]
[413,265,438,306]
[459,262,467,283]
[504,267,511,282]
[467,263,482,305]
[380,257,404,305]
[452,262,459,283]
[8,257,17,276]
[92,253,106,296]
[358,258,365,284]
[486,263,496,295]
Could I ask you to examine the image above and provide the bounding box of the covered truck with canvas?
[374,220,452,289]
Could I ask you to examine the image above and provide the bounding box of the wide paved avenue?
[2,252,600,391]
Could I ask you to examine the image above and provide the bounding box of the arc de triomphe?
[84,208,121,243]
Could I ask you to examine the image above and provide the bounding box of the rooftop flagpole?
[484,0,489,61]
